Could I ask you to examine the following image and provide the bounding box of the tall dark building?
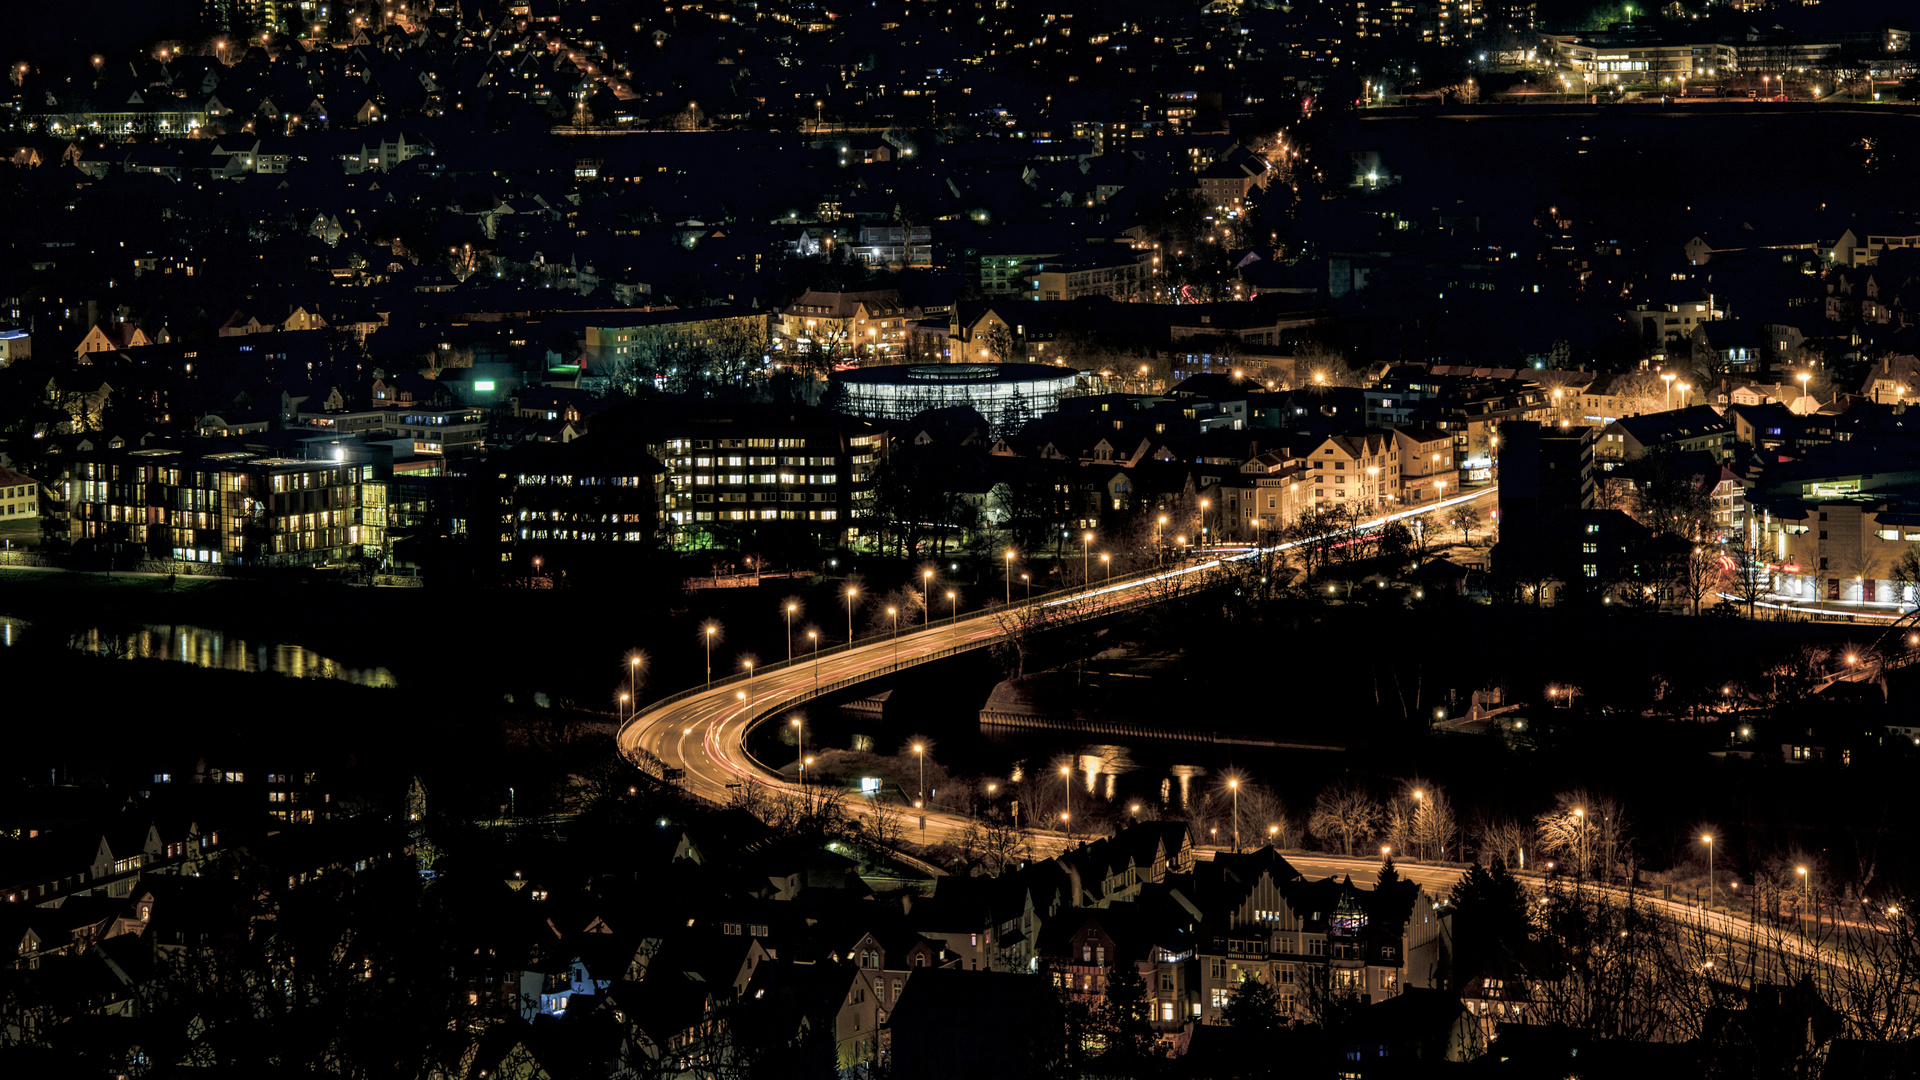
[1492,421,1600,598]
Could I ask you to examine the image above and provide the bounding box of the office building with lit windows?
[643,403,885,548]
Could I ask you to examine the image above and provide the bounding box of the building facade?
[42,445,388,567]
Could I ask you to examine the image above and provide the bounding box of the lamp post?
[1021,573,1031,601]
[1797,866,1810,927]
[888,606,899,663]
[1798,371,1812,409]
[1412,789,1425,861]
[845,586,858,646]
[946,589,957,623]
[1157,514,1169,564]
[1663,372,1676,410]
[808,629,819,687]
[1229,777,1240,853]
[704,624,717,686]
[629,654,643,710]
[1574,807,1587,877]
[1703,834,1714,910]
[791,717,805,776]
[1005,549,1015,606]
[618,691,629,720]
[785,602,797,664]
[914,743,926,806]
[923,569,934,627]
[1082,531,1094,584]
[742,658,754,690]
[1100,552,1111,582]
[1200,498,1211,543]
[1060,763,1072,832]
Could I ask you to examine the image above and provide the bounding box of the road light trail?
[620,487,1500,850]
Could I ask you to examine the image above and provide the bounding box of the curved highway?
[618,487,1499,853]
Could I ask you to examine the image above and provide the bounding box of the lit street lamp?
[947,589,957,623]
[1005,549,1015,606]
[1082,531,1095,584]
[914,743,926,806]
[1228,776,1241,852]
[845,586,858,646]
[808,629,819,687]
[791,716,805,776]
[742,657,754,689]
[1703,833,1714,910]
[703,623,719,686]
[785,602,798,664]
[923,569,935,627]
[1060,762,1073,831]
[628,653,643,711]
[888,606,899,663]
[1100,552,1111,582]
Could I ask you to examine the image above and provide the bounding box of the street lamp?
[1060,762,1073,829]
[1798,371,1812,408]
[1662,372,1676,410]
[947,589,957,622]
[785,602,798,664]
[1082,531,1095,584]
[808,629,819,687]
[1574,807,1586,877]
[1228,776,1241,852]
[1005,549,1015,606]
[888,606,899,663]
[1021,573,1031,601]
[1702,834,1714,910]
[1200,498,1211,542]
[791,717,805,776]
[703,623,719,686]
[1798,866,1810,925]
[923,569,934,627]
[617,691,629,719]
[845,586,858,646]
[1100,552,1111,582]
[1412,789,1425,861]
[914,743,926,806]
[628,653,644,711]
[742,657,754,690]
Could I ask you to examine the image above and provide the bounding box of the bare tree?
[1535,790,1630,880]
[1308,782,1381,856]
[1674,542,1727,617]
[1447,504,1483,547]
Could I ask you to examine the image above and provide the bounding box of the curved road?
[618,488,1498,852]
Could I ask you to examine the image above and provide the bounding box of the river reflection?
[1,616,396,687]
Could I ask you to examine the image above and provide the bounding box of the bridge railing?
[617,552,1245,752]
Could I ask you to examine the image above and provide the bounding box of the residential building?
[1393,426,1457,507]
[1596,406,1733,462]
[776,290,921,363]
[1306,433,1399,510]
[38,441,389,567]
[0,467,38,525]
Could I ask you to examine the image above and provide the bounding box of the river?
[0,615,398,687]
